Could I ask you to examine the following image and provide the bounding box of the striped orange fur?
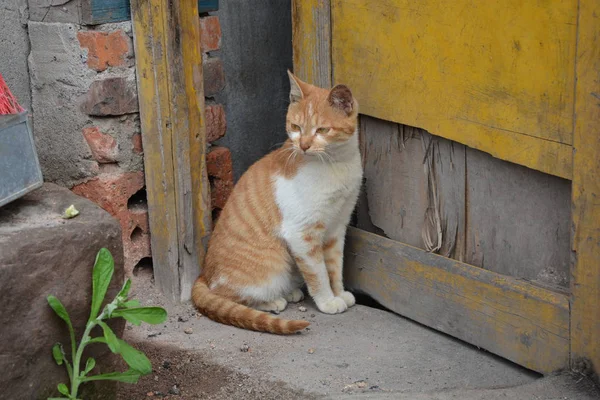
[192,71,362,334]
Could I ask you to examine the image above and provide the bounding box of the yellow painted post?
[571,0,600,381]
[131,0,211,302]
[292,0,332,87]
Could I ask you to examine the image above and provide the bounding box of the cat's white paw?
[317,297,348,314]
[256,297,288,312]
[284,288,305,303]
[339,291,355,307]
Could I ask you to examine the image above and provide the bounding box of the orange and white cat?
[192,71,362,334]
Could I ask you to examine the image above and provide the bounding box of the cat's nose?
[300,142,311,151]
[299,137,312,151]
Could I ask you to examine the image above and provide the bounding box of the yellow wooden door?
[293,0,600,377]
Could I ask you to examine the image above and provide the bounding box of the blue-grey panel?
[0,113,43,207]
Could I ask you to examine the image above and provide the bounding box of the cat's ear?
[328,84,354,116]
[287,70,304,103]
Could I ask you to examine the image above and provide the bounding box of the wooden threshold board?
[344,227,569,374]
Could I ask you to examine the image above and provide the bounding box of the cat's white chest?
[274,153,362,235]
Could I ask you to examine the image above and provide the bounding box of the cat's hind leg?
[284,288,304,303]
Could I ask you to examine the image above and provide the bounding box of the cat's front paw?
[339,291,355,307]
[317,297,348,314]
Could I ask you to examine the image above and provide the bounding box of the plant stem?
[70,309,106,399]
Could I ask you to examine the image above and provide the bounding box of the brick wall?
[27,8,233,275]
[201,12,234,221]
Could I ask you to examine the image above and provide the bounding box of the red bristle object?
[0,73,25,115]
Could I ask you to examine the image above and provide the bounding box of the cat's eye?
[290,124,301,132]
[316,127,330,134]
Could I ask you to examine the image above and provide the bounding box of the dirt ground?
[115,342,317,400]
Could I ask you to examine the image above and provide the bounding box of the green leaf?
[48,397,70,399]
[98,321,120,353]
[90,248,114,321]
[47,296,72,327]
[82,369,142,383]
[117,339,152,375]
[84,357,96,375]
[116,279,132,301]
[57,383,69,396]
[111,307,168,326]
[123,300,140,308]
[52,343,64,365]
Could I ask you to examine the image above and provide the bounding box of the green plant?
[47,248,167,400]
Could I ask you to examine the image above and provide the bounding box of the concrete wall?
[0,0,31,111]
[214,0,293,181]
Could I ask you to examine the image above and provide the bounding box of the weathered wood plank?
[165,0,212,302]
[465,147,571,290]
[331,0,576,179]
[357,116,466,260]
[131,0,210,302]
[292,0,331,87]
[570,0,600,380]
[344,227,570,374]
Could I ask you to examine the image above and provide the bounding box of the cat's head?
[285,71,358,155]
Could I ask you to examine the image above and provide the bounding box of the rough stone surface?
[0,183,125,400]
[82,126,118,163]
[207,146,233,210]
[78,29,132,72]
[28,0,83,23]
[28,21,99,186]
[203,57,226,97]
[81,76,139,116]
[214,0,292,181]
[205,103,227,143]
[72,171,150,275]
[200,15,222,52]
[28,21,139,187]
[0,0,31,111]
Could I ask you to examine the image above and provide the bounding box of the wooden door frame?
[131,0,211,302]
[292,0,600,379]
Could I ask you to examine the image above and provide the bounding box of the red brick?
[82,127,118,163]
[203,57,225,96]
[205,104,227,143]
[207,146,232,180]
[211,179,233,210]
[200,16,222,52]
[77,30,131,72]
[132,133,143,154]
[71,171,150,275]
[206,146,233,210]
[81,77,139,116]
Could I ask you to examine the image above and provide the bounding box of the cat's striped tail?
[191,277,310,335]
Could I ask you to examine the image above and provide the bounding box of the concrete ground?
[122,270,599,399]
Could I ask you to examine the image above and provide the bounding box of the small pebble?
[308,348,315,354]
[240,344,250,352]
[311,314,316,317]
[184,327,193,334]
[146,392,154,397]
[298,306,307,312]
[154,375,159,381]
[162,360,171,369]
[356,381,367,388]
[178,315,189,323]
[147,332,160,338]
[168,385,181,395]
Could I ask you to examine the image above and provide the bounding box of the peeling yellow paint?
[330,0,576,179]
